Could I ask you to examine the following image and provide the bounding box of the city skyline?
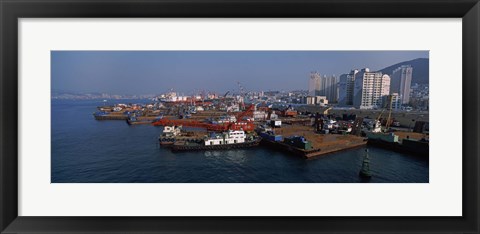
[52,51,428,95]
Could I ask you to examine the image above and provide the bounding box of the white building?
[337,74,348,105]
[308,72,338,102]
[316,96,328,106]
[321,75,338,103]
[305,96,316,105]
[308,72,321,96]
[391,65,413,105]
[304,96,328,106]
[252,111,268,121]
[352,68,391,109]
[338,69,359,106]
[381,74,391,97]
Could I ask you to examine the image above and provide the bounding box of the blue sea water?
[51,99,429,183]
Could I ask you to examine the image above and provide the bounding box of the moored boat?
[171,130,260,151]
[158,125,182,146]
[366,120,429,157]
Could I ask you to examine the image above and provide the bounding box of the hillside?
[379,58,429,84]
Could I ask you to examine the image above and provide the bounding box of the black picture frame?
[1,0,479,233]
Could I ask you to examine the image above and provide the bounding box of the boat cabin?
[204,130,246,146]
[163,126,182,137]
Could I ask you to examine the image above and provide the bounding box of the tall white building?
[391,65,413,105]
[337,74,348,105]
[308,72,321,96]
[321,75,338,103]
[352,68,391,109]
[381,74,391,97]
[338,69,359,106]
[308,72,338,103]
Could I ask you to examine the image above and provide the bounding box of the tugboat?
[359,149,372,178]
[171,130,260,152]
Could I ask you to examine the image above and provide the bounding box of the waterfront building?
[390,65,413,105]
[352,68,391,109]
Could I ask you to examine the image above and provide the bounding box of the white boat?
[171,130,261,151]
[204,130,246,145]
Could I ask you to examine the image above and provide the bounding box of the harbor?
[51,51,429,183]
[52,99,429,183]
[90,90,429,161]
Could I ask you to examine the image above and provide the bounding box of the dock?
[94,113,174,121]
[92,100,427,159]
[261,125,367,158]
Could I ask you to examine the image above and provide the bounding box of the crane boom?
[323,107,332,115]
[235,104,255,121]
[152,118,255,132]
[385,95,394,130]
[152,105,256,132]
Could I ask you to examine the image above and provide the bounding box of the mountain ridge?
[379,57,429,84]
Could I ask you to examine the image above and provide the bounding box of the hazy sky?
[51,51,428,95]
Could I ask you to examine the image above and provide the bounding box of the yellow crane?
[385,95,394,131]
[376,108,386,121]
[323,107,332,115]
[374,95,394,132]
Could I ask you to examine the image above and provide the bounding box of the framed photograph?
[1,0,478,233]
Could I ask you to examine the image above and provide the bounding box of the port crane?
[237,81,246,110]
[384,95,394,130]
[323,106,332,116]
[152,104,255,132]
[373,95,394,132]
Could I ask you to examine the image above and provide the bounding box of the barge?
[261,136,366,159]
[93,111,128,120]
[367,137,429,157]
[365,126,429,157]
[258,131,367,159]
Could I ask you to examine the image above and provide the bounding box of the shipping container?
[260,132,283,142]
[270,120,282,128]
[283,136,312,150]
